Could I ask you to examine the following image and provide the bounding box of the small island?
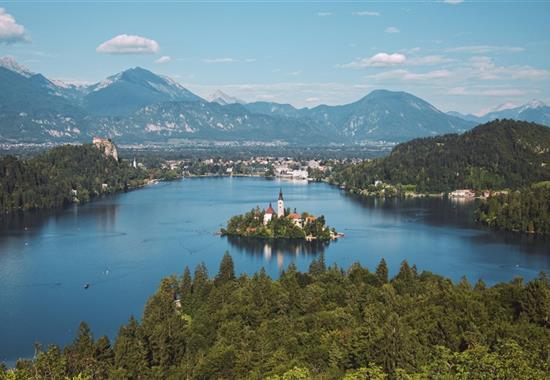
[221,189,341,241]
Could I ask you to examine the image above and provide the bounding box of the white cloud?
[155,56,171,64]
[466,56,550,80]
[446,45,524,54]
[367,69,451,81]
[317,12,332,17]
[340,52,407,68]
[288,70,302,76]
[443,0,464,4]
[0,8,29,44]
[96,34,159,54]
[407,55,453,66]
[385,26,400,34]
[203,57,237,63]
[448,87,525,97]
[353,11,380,16]
[306,97,320,102]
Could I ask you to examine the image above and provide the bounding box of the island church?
[263,188,285,225]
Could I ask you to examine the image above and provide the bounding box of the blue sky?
[1,0,550,114]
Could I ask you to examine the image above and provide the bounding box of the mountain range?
[447,100,550,126]
[0,56,547,146]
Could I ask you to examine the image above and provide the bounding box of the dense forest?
[476,182,550,235]
[3,253,549,379]
[0,144,150,214]
[330,120,550,193]
[221,208,334,240]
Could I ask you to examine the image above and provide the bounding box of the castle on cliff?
[92,137,118,161]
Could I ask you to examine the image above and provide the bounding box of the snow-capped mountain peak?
[208,90,245,105]
[521,99,546,111]
[0,56,34,78]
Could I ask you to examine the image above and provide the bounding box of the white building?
[263,203,275,225]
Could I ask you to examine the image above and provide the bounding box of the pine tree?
[181,266,192,297]
[113,316,148,378]
[376,258,389,284]
[215,252,236,286]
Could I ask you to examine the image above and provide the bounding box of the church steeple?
[277,188,284,217]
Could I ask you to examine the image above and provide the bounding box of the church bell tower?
[277,188,284,217]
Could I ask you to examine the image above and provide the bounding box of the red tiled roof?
[289,213,301,219]
[265,203,275,214]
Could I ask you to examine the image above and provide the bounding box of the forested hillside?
[476,182,550,235]
[3,254,549,379]
[330,120,550,192]
[0,144,149,213]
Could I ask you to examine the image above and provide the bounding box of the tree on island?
[221,208,335,240]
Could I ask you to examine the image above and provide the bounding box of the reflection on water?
[1,177,549,365]
[225,235,329,269]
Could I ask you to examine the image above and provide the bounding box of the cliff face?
[92,137,118,161]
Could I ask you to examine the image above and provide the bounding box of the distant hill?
[208,90,245,105]
[449,100,550,126]
[0,57,489,145]
[305,90,476,142]
[331,119,550,192]
[0,58,87,142]
[89,101,337,144]
[85,67,203,116]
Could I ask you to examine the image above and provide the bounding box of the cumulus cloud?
[385,26,400,34]
[317,12,332,17]
[353,11,380,16]
[155,55,171,64]
[96,34,159,54]
[367,69,451,81]
[446,45,524,54]
[0,8,29,44]
[340,53,406,68]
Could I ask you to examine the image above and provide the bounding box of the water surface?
[1,177,549,363]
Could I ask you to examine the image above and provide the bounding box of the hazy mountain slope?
[84,67,203,116]
[89,101,337,144]
[0,65,87,142]
[305,90,476,142]
[208,90,245,105]
[449,100,550,126]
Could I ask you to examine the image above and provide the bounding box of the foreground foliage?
[330,120,550,193]
[2,253,550,379]
[0,144,149,213]
[476,183,550,235]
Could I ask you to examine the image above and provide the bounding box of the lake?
[1,177,549,364]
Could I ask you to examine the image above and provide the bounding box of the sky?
[1,0,550,114]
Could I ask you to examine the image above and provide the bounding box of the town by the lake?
[1,2,550,379]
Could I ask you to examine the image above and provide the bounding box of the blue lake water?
[1,177,549,363]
